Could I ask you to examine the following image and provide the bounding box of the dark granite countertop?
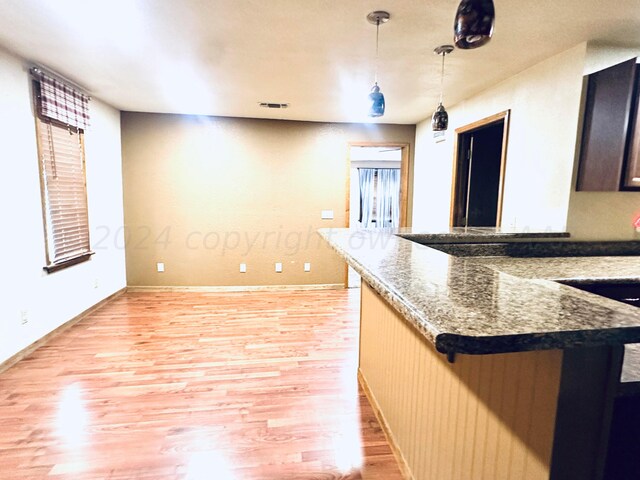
[320,228,640,356]
[396,226,570,244]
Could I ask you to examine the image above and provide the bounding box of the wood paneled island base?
[359,281,623,480]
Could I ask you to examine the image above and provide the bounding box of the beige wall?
[121,113,415,286]
[412,43,587,231]
[567,193,640,239]
[0,48,126,364]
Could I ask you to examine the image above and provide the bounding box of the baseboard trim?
[0,287,127,375]
[126,283,345,293]
[358,369,414,480]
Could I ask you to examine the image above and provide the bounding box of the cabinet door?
[577,58,637,191]
[624,70,640,189]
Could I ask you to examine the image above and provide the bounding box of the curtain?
[31,68,90,130]
[376,169,400,228]
[358,168,400,228]
[358,168,376,228]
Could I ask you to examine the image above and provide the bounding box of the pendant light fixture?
[366,11,390,117]
[454,0,495,49]
[432,45,454,132]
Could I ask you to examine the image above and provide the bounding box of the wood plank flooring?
[0,289,403,479]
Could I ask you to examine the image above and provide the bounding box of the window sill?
[43,252,94,274]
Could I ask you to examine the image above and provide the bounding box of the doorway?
[346,143,410,287]
[451,111,510,227]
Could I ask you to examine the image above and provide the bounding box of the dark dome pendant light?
[454,0,495,49]
[432,45,454,132]
[366,11,390,117]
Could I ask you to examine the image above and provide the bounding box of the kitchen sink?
[558,281,640,308]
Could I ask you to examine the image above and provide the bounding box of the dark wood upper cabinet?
[624,70,640,188]
[577,58,637,191]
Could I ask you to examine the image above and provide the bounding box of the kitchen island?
[321,227,640,480]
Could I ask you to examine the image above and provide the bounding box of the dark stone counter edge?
[435,329,640,356]
[397,231,570,244]
[322,230,640,356]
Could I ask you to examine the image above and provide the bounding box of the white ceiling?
[1,0,639,125]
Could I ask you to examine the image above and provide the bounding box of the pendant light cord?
[374,18,380,85]
[439,52,445,104]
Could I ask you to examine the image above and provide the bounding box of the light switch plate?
[239,263,247,273]
[304,262,311,272]
[275,262,283,273]
[321,210,334,220]
[157,262,165,272]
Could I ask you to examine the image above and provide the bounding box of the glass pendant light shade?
[366,11,390,118]
[432,103,448,131]
[432,45,453,132]
[454,0,495,49]
[368,83,385,117]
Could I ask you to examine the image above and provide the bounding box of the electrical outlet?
[304,262,311,272]
[20,310,28,326]
[275,262,283,273]
[93,278,99,289]
[240,263,247,273]
[157,262,165,273]
[321,209,334,220]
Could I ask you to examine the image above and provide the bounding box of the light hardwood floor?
[0,289,403,479]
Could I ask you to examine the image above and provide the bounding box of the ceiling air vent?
[259,102,289,109]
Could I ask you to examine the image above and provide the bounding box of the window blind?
[31,68,92,272]
[36,117,92,269]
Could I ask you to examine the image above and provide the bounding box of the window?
[32,69,92,272]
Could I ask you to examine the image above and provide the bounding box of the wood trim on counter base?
[0,287,126,375]
[358,369,415,480]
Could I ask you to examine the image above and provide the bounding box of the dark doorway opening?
[451,111,509,227]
